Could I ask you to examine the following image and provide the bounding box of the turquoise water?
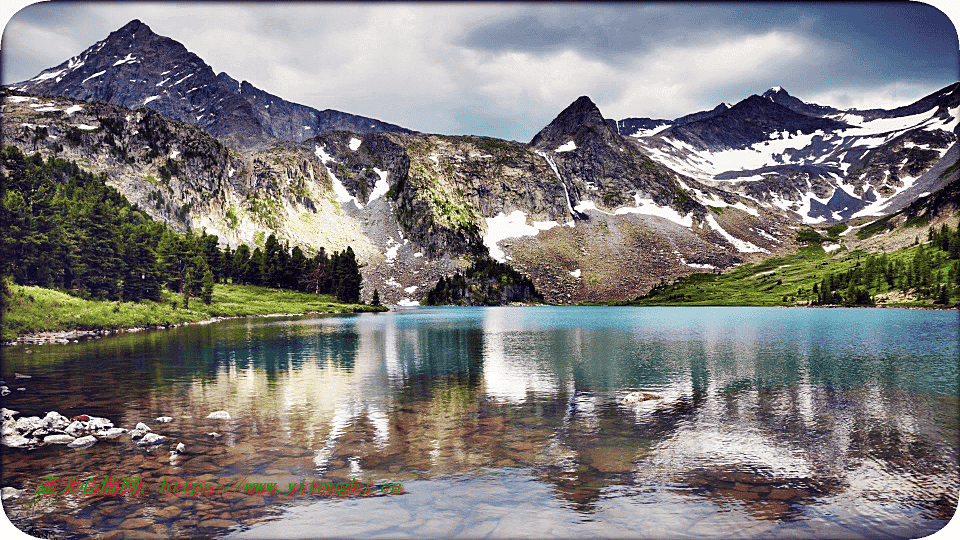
[2,307,957,538]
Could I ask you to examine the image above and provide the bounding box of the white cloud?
[1,2,956,141]
[603,31,821,120]
[805,81,949,111]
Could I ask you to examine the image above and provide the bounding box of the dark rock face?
[760,87,840,118]
[608,103,731,137]
[843,81,960,122]
[10,19,414,149]
[531,96,704,216]
[661,95,849,151]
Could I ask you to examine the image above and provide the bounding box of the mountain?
[606,102,732,138]
[760,86,840,118]
[4,19,958,305]
[8,19,414,149]
[621,84,960,224]
[2,87,798,304]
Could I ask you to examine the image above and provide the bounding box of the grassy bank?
[607,242,957,308]
[1,282,388,342]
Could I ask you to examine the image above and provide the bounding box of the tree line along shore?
[1,146,387,344]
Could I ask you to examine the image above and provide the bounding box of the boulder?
[68,435,98,448]
[43,434,76,445]
[95,428,128,440]
[136,433,168,447]
[129,422,152,438]
[42,411,71,430]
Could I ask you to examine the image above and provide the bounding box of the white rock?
[87,416,113,430]
[136,433,167,447]
[1,434,33,448]
[42,411,70,430]
[619,391,661,404]
[175,442,185,453]
[64,420,86,437]
[1,408,19,421]
[15,416,43,433]
[129,422,151,438]
[156,416,174,423]
[95,428,127,440]
[207,432,221,438]
[43,434,76,444]
[206,411,230,420]
[1,487,24,500]
[68,435,97,448]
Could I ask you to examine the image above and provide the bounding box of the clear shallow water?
[1,306,957,539]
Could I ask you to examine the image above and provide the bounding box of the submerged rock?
[207,411,231,420]
[156,416,174,423]
[619,391,661,404]
[137,433,168,447]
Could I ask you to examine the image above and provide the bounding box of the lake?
[1,306,957,539]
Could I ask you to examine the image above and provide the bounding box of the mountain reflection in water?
[2,306,957,539]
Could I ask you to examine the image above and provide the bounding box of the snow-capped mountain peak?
[10,19,414,148]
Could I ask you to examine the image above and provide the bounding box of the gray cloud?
[2,2,957,142]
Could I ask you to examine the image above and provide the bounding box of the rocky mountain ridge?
[619,84,960,224]
[2,87,797,304]
[8,19,413,150]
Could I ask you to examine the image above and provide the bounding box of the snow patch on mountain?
[349,137,362,151]
[483,210,560,262]
[82,71,107,84]
[316,144,361,209]
[368,168,390,202]
[113,53,138,66]
[573,194,694,228]
[705,215,767,253]
[556,141,576,152]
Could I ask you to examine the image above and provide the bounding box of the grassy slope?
[2,283,387,341]
[612,242,955,308]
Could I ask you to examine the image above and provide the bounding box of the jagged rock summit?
[760,86,840,118]
[10,19,414,149]
[531,95,614,149]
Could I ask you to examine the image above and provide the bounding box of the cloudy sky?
[1,1,958,142]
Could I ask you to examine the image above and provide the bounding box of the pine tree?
[201,268,214,304]
[232,244,250,283]
[182,267,193,309]
[335,247,361,303]
[371,288,381,306]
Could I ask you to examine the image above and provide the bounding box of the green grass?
[618,242,955,308]
[2,282,386,341]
